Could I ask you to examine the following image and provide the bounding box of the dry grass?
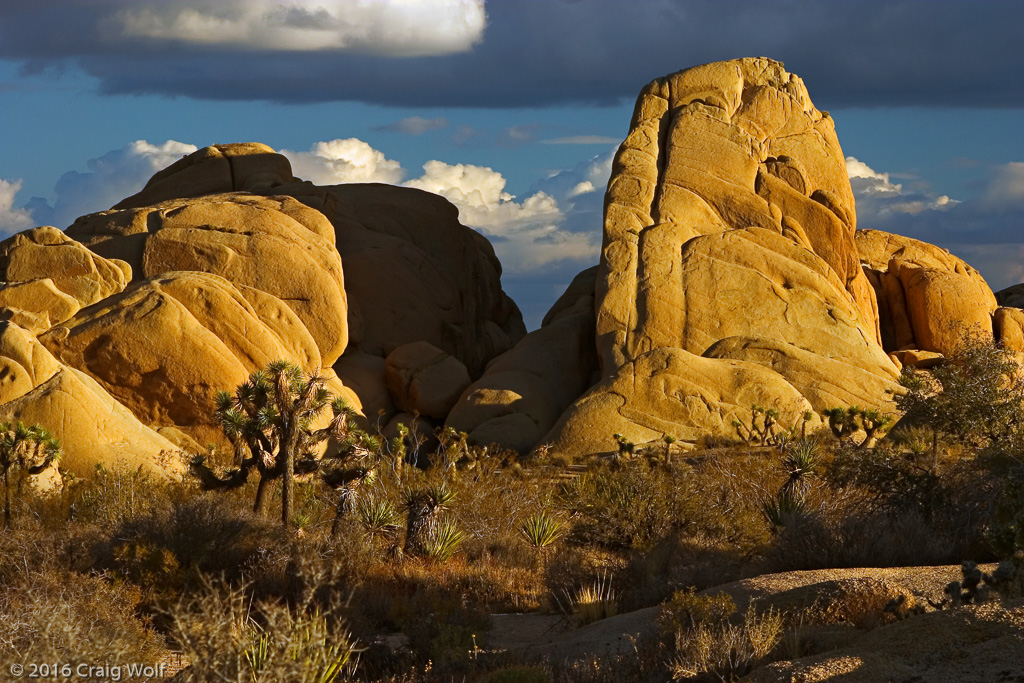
[0,417,1018,682]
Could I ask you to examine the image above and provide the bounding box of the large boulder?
[333,352,395,425]
[995,307,1024,354]
[66,192,348,365]
[995,283,1024,309]
[0,226,132,334]
[446,266,600,452]
[595,58,877,377]
[856,229,998,355]
[37,272,357,449]
[87,141,526,386]
[384,341,471,419]
[114,142,294,208]
[705,337,902,412]
[538,59,895,456]
[543,347,820,456]
[0,322,183,479]
[279,181,526,376]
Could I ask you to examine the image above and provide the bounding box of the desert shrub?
[990,467,1024,556]
[763,505,955,571]
[896,338,1024,453]
[659,589,735,640]
[166,577,359,683]
[659,590,782,682]
[0,567,163,667]
[557,459,699,550]
[59,465,166,528]
[823,443,942,515]
[559,570,618,626]
[96,491,288,602]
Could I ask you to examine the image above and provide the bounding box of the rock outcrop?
[446,266,599,452]
[0,142,526,473]
[38,271,358,449]
[384,341,471,420]
[0,227,131,334]
[857,229,998,357]
[1,68,1009,467]
[0,322,183,479]
[493,58,905,456]
[996,283,1024,309]
[66,192,349,365]
[280,181,526,377]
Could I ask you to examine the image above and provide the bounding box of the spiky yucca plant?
[421,517,466,563]
[356,498,401,541]
[520,512,564,549]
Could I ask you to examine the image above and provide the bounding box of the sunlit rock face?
[457,58,941,457]
[0,142,526,473]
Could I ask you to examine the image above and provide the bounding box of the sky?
[1,0,1023,329]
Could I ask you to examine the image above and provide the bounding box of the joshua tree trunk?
[254,476,273,516]
[403,493,438,556]
[330,487,354,541]
[282,447,294,529]
[2,468,9,530]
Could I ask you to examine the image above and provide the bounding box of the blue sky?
[1,0,1023,328]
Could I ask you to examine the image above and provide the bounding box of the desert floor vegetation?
[1,343,1023,682]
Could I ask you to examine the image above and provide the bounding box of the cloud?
[542,136,620,145]
[850,158,1024,291]
[106,0,486,56]
[981,162,1024,210]
[21,140,199,230]
[0,179,37,238]
[495,124,540,148]
[281,139,405,185]
[278,138,603,277]
[403,159,599,272]
[374,116,449,136]
[846,156,955,218]
[3,1,1022,107]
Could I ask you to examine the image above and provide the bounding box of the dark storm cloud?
[1,0,1022,108]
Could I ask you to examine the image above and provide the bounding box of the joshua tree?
[402,481,456,557]
[661,434,677,467]
[0,421,61,528]
[823,406,892,448]
[192,360,372,529]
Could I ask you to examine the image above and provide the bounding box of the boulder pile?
[2,57,1020,475]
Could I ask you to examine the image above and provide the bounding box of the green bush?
[896,338,1024,453]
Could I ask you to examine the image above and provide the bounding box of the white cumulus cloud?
[26,140,198,230]
[846,156,955,217]
[282,139,405,185]
[282,138,604,274]
[108,0,486,56]
[403,160,597,272]
[0,179,37,238]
